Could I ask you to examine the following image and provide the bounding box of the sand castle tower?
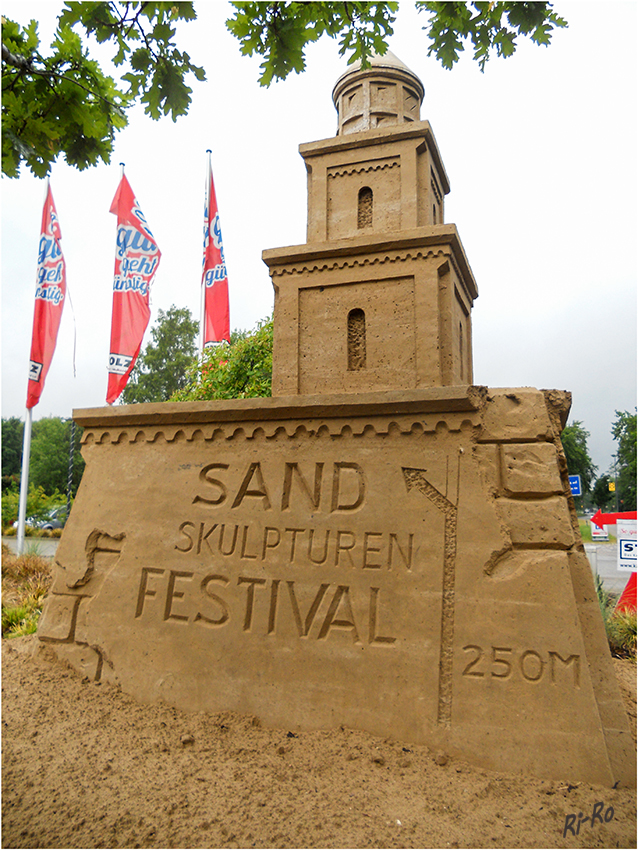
[38,53,634,789]
[265,51,476,395]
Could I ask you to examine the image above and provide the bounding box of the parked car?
[13,506,67,531]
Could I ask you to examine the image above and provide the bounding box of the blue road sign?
[569,475,582,497]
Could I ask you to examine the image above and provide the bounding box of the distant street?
[584,543,631,596]
[2,537,60,558]
[3,536,633,598]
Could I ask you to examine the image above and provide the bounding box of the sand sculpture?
[38,53,634,787]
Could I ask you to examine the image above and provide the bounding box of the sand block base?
[38,386,635,787]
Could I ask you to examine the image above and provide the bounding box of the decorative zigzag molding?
[327,159,400,179]
[81,415,479,446]
[269,248,449,278]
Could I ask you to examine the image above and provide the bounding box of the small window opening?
[433,204,437,224]
[358,187,373,229]
[348,308,367,370]
[459,322,464,382]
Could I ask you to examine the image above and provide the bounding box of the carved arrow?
[403,467,458,728]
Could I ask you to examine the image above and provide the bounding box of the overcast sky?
[2,1,636,476]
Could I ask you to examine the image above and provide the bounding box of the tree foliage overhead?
[228,1,568,85]
[120,304,199,404]
[2,1,204,178]
[172,316,273,402]
[2,13,128,178]
[612,410,637,511]
[2,1,567,177]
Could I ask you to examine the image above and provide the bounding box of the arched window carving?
[348,308,366,370]
[357,187,373,229]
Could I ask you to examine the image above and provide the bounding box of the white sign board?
[590,520,609,541]
[617,520,637,571]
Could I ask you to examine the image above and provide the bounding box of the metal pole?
[66,419,75,520]
[200,151,212,353]
[16,407,32,555]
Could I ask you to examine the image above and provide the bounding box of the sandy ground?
[1,636,636,850]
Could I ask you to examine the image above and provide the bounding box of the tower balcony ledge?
[262,224,478,301]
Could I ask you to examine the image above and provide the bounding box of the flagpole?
[17,177,51,555]
[106,163,125,406]
[16,408,33,555]
[200,151,211,353]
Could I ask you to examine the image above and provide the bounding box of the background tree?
[561,420,596,510]
[2,2,567,177]
[1,417,24,489]
[591,474,615,511]
[612,410,637,511]
[121,305,199,404]
[29,416,84,496]
[172,316,273,402]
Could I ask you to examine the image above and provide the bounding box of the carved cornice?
[299,120,450,195]
[269,247,448,278]
[81,414,481,447]
[263,225,478,300]
[75,387,487,447]
[327,159,400,179]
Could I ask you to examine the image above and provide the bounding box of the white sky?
[2,1,636,477]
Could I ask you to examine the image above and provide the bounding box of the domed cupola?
[332,50,425,135]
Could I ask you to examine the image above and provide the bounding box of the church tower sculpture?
[264,52,477,395]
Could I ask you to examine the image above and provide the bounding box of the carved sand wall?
[38,388,635,786]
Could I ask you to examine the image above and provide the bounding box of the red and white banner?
[26,183,66,409]
[107,174,161,404]
[201,158,230,345]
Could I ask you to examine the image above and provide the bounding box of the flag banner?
[26,184,67,409]
[107,174,161,404]
[202,160,230,345]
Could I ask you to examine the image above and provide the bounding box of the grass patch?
[578,519,616,544]
[607,609,637,658]
[1,544,52,638]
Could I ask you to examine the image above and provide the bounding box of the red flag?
[26,183,67,409]
[616,572,637,613]
[202,158,230,345]
[107,174,161,404]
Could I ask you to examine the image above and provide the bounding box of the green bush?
[1,548,52,638]
[595,573,636,659]
[607,609,637,658]
[172,317,273,402]
[1,484,66,531]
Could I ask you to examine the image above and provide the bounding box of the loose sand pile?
[2,636,636,849]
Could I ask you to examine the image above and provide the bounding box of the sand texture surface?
[2,636,636,849]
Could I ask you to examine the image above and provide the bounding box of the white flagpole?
[16,407,33,555]
[200,150,211,353]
